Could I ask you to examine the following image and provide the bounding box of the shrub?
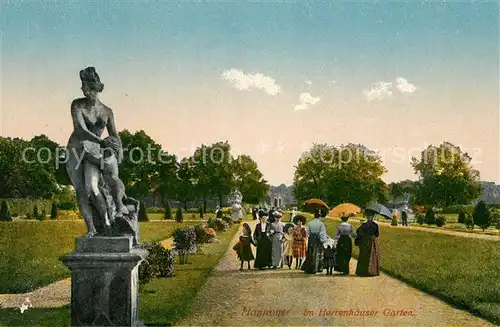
[465,215,475,229]
[199,206,204,219]
[194,224,216,244]
[473,201,491,231]
[175,206,183,222]
[441,205,475,215]
[0,200,11,221]
[165,201,172,220]
[40,209,47,221]
[416,213,424,225]
[489,211,500,227]
[138,241,175,289]
[173,227,197,264]
[33,205,42,220]
[50,202,58,219]
[458,209,466,224]
[424,208,435,225]
[53,186,77,210]
[221,215,233,226]
[207,217,229,232]
[138,201,149,221]
[435,215,446,227]
[496,220,500,230]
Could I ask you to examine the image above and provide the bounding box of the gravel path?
[177,220,494,326]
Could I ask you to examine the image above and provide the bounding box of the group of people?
[233,208,381,277]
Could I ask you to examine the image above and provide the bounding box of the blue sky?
[2,1,499,185]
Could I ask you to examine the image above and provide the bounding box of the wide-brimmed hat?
[258,210,268,219]
[293,215,307,224]
[272,211,283,218]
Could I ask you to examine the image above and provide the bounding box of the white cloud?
[396,77,417,93]
[363,82,393,101]
[221,69,281,95]
[294,92,320,111]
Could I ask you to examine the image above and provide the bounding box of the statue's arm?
[71,101,102,143]
[106,108,119,138]
[105,108,123,162]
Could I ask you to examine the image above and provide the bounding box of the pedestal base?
[61,236,148,326]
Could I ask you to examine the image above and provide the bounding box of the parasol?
[365,203,392,219]
[329,203,361,217]
[304,199,329,213]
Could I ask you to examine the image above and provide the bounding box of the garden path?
[178,220,494,326]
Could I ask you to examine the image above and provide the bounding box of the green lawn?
[0,221,240,327]
[322,217,500,325]
[0,220,198,294]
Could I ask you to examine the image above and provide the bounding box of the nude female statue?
[66,67,128,237]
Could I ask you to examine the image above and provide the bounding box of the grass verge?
[140,223,240,326]
[0,220,198,294]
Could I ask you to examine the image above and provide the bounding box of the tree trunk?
[203,198,207,213]
[184,200,188,211]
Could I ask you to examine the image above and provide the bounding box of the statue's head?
[80,67,104,98]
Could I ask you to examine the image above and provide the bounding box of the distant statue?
[228,190,244,222]
[66,67,139,244]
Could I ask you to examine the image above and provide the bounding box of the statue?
[228,189,244,223]
[66,67,139,245]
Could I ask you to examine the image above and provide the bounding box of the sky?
[1,1,499,186]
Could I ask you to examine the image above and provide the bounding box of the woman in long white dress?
[269,211,285,269]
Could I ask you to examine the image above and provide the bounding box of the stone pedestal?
[61,236,148,326]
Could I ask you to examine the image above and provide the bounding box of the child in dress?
[323,238,336,275]
[283,227,294,269]
[233,223,255,271]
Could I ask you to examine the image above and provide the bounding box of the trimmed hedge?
[0,199,51,218]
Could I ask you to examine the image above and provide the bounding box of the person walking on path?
[233,223,255,271]
[292,215,307,269]
[334,216,356,275]
[302,209,328,274]
[355,209,381,277]
[253,210,273,269]
[269,211,285,269]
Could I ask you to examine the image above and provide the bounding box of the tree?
[424,208,435,225]
[411,142,481,206]
[33,205,40,219]
[293,143,387,207]
[193,142,234,207]
[164,200,172,220]
[29,134,70,186]
[0,137,58,199]
[231,155,269,204]
[176,204,183,222]
[50,202,58,219]
[199,206,204,219]
[0,200,11,221]
[173,159,199,210]
[473,201,491,231]
[458,209,466,224]
[119,130,162,200]
[138,201,149,221]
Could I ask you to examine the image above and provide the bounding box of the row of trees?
[293,141,482,207]
[0,131,269,209]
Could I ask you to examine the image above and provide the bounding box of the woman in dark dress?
[334,216,356,275]
[355,209,380,277]
[253,210,273,269]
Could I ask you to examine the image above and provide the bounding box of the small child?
[282,227,294,269]
[233,223,256,271]
[323,238,336,275]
